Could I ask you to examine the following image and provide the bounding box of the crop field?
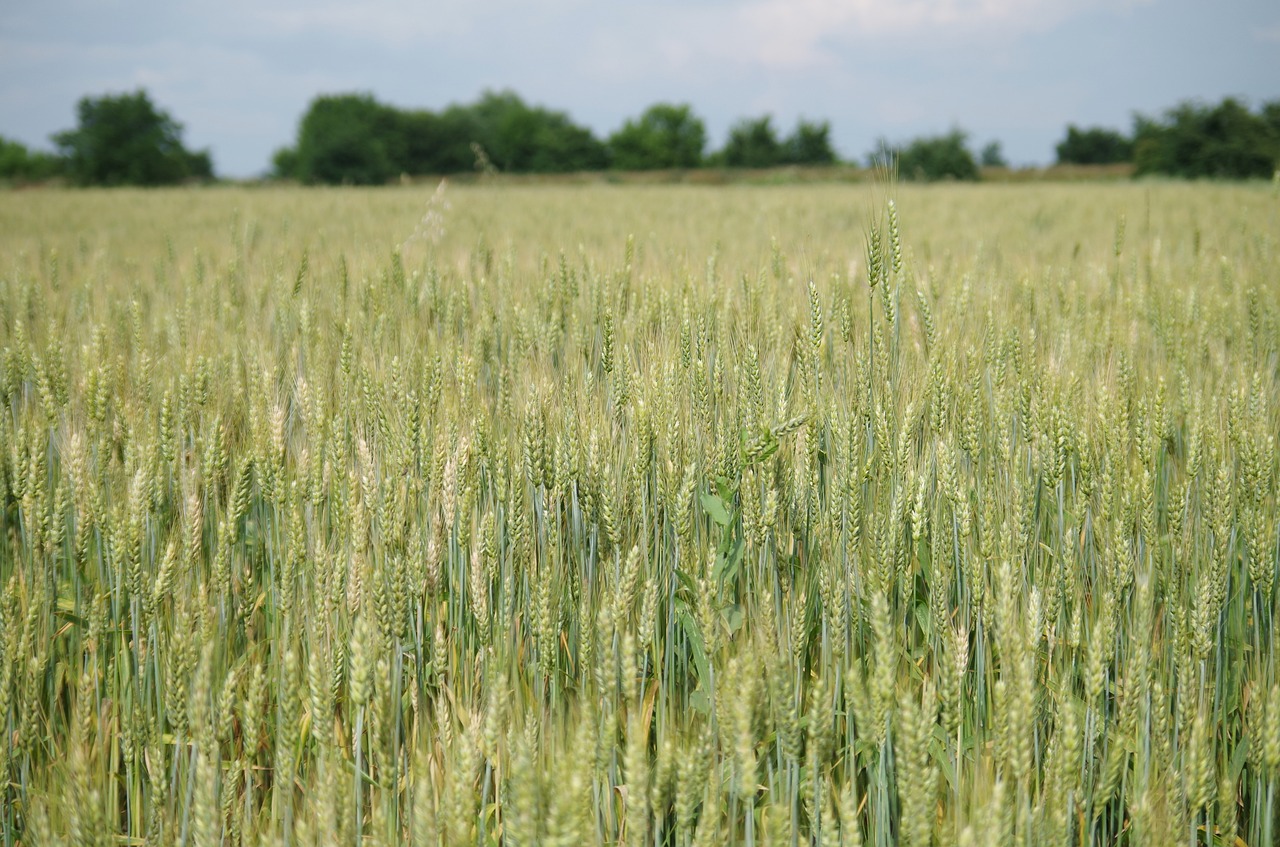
[0,181,1277,846]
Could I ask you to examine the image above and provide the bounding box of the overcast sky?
[2,0,1277,177]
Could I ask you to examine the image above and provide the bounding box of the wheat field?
[0,181,1277,846]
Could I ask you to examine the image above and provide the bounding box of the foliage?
[607,103,706,170]
[782,118,838,165]
[399,107,477,174]
[980,140,1007,168]
[52,89,212,186]
[871,128,980,181]
[720,115,783,168]
[275,90,606,183]
[1133,97,1280,179]
[717,116,839,168]
[269,145,299,180]
[1054,124,1136,166]
[466,90,607,173]
[286,93,404,185]
[266,92,1280,184]
[275,96,837,180]
[1055,124,1133,165]
[0,136,64,183]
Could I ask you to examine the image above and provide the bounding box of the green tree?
[0,136,64,182]
[1263,101,1280,137]
[871,129,979,181]
[0,137,28,179]
[53,90,212,186]
[980,140,1008,168]
[782,119,837,165]
[1055,125,1133,165]
[290,93,404,185]
[270,146,299,180]
[721,115,782,168]
[466,90,606,173]
[1133,98,1280,179]
[399,108,475,174]
[608,103,706,170]
[278,90,607,182]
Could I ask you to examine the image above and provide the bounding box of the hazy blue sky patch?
[1,0,1276,177]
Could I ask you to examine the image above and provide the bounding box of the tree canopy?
[720,116,782,168]
[289,93,403,185]
[1133,98,1280,179]
[265,93,1280,182]
[53,90,212,186]
[18,87,1280,186]
[980,141,1008,168]
[1055,125,1133,165]
[783,119,838,166]
[274,90,607,183]
[468,91,608,173]
[607,103,706,170]
[871,129,979,181]
[0,136,63,183]
[275,98,844,181]
[717,116,838,168]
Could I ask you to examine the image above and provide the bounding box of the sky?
[1,0,1278,178]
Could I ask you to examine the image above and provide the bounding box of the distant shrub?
[608,103,706,170]
[870,129,979,181]
[1132,97,1280,179]
[783,119,838,166]
[0,136,63,182]
[980,141,1008,168]
[53,89,212,186]
[721,116,783,168]
[277,90,608,184]
[1055,125,1133,165]
[287,93,402,185]
[715,116,840,168]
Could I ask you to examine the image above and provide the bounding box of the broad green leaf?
[678,607,710,687]
[700,491,732,526]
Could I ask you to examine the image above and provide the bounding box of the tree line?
[2,88,1278,185]
[1057,98,1280,178]
[267,92,840,184]
[2,91,212,186]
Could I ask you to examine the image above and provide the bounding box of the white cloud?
[181,0,1157,72]
[647,0,1155,72]
[568,0,1152,75]
[232,0,590,48]
[1255,24,1280,43]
